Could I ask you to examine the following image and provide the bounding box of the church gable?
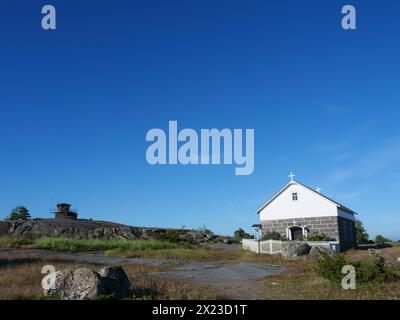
[258,182,338,221]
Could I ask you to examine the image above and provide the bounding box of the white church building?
[255,173,357,250]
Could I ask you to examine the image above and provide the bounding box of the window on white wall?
[292,193,298,201]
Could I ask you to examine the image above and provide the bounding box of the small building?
[256,173,357,250]
[54,203,78,220]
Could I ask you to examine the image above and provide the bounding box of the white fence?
[242,239,340,254]
[242,239,282,254]
[242,238,261,253]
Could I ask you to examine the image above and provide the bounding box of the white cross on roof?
[288,172,295,182]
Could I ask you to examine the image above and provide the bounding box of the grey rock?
[281,241,311,260]
[44,268,103,300]
[178,231,209,244]
[1,219,183,241]
[309,246,336,258]
[43,266,130,300]
[98,266,130,299]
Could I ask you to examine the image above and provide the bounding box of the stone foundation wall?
[261,215,356,250]
[261,216,340,241]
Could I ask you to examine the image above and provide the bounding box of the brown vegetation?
[0,252,217,300]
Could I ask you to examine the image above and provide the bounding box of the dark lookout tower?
[54,203,78,220]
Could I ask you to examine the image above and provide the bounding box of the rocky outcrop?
[0,219,240,245]
[1,219,184,241]
[281,241,311,260]
[43,266,130,300]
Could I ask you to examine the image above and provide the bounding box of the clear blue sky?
[0,0,399,240]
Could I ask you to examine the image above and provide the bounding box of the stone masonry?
[261,215,356,250]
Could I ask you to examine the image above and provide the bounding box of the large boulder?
[98,266,130,299]
[281,241,311,260]
[309,246,336,258]
[43,268,103,300]
[43,266,130,300]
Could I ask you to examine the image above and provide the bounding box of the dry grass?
[0,236,34,248]
[105,246,290,265]
[345,243,400,263]
[0,252,217,300]
[123,264,217,300]
[0,258,90,300]
[263,253,400,300]
[1,237,399,300]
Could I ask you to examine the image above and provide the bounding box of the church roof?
[256,180,358,215]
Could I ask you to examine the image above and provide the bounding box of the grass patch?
[34,237,182,253]
[264,260,400,300]
[0,256,217,300]
[0,236,34,247]
[105,246,288,264]
[315,252,396,288]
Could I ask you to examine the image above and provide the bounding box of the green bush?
[152,229,189,243]
[375,234,391,244]
[314,251,395,287]
[233,228,252,239]
[262,231,286,241]
[353,255,391,284]
[314,252,348,286]
[300,233,334,241]
[355,220,369,244]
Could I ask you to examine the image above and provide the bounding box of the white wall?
[259,183,342,221]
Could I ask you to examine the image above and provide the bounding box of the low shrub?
[314,251,396,287]
[151,229,189,244]
[262,231,286,241]
[300,233,334,241]
[375,234,391,244]
[233,228,252,239]
[314,252,348,286]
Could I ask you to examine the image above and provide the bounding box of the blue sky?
[0,0,399,240]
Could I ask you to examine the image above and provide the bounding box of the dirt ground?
[0,247,286,299]
[1,245,399,300]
